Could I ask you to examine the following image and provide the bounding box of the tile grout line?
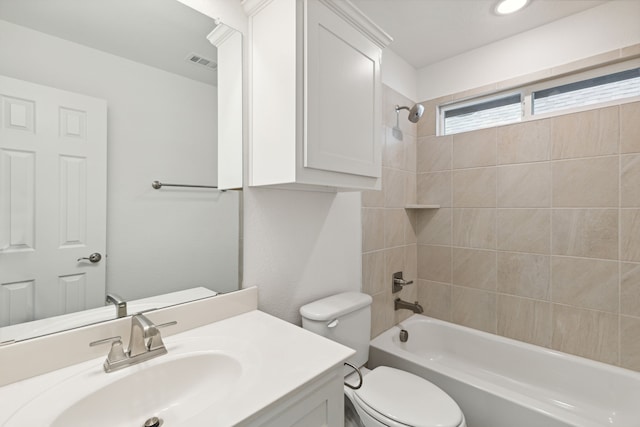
[549,119,555,351]
[618,106,622,367]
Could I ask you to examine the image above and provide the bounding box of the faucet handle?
[157,320,178,329]
[89,335,121,347]
[89,336,127,364]
[148,320,178,351]
[392,271,414,293]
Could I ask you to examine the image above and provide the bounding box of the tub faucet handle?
[392,271,414,293]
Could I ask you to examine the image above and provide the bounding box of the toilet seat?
[353,366,463,427]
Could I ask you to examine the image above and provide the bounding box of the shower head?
[395,104,425,123]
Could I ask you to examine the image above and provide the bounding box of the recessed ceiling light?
[494,0,529,15]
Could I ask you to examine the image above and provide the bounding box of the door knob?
[77,252,102,263]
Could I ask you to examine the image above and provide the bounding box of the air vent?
[185,53,217,71]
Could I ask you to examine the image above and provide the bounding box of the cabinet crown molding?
[319,0,392,49]
[242,0,393,49]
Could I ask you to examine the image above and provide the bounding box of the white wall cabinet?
[245,0,392,191]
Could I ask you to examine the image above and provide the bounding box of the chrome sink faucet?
[90,313,177,373]
[105,293,127,318]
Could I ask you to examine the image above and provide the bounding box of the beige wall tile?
[497,209,550,254]
[383,167,406,208]
[620,315,640,371]
[551,257,618,313]
[362,208,384,252]
[363,251,385,296]
[552,209,618,259]
[404,210,418,245]
[498,163,551,208]
[418,135,452,173]
[621,101,640,154]
[362,188,384,208]
[497,119,551,165]
[371,291,394,339]
[417,245,452,283]
[621,263,640,317]
[621,209,640,262]
[453,208,497,249]
[417,280,451,321]
[405,244,418,283]
[452,248,497,290]
[368,76,640,372]
[385,247,406,284]
[453,167,497,208]
[383,126,406,169]
[622,154,640,207]
[404,135,417,173]
[417,99,443,138]
[621,43,640,58]
[417,171,452,207]
[551,304,618,365]
[497,295,552,348]
[552,157,618,207]
[452,286,496,333]
[497,252,550,300]
[384,209,405,248]
[551,107,619,160]
[405,170,417,205]
[453,128,497,169]
[417,208,451,246]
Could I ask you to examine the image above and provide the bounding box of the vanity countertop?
[0,309,354,426]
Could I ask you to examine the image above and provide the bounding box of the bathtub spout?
[394,298,424,314]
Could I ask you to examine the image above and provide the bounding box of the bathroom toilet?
[300,292,466,427]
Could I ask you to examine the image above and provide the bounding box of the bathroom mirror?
[0,0,243,342]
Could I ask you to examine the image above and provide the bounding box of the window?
[442,94,521,135]
[439,61,640,135]
[532,67,640,115]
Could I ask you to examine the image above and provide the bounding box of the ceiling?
[0,0,219,85]
[351,0,608,69]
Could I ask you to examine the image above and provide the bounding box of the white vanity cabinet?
[240,366,344,427]
[245,0,392,190]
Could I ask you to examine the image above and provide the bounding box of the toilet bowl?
[300,292,466,427]
[345,367,465,427]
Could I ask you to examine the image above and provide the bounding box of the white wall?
[0,20,240,300]
[417,0,640,101]
[382,48,418,102]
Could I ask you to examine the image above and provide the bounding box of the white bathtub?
[369,315,640,427]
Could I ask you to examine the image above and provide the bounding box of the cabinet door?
[304,0,381,179]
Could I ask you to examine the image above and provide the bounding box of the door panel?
[305,0,382,178]
[0,75,107,326]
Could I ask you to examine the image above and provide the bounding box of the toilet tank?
[300,292,372,369]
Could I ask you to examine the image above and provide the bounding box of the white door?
[0,75,107,326]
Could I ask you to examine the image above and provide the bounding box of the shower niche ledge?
[244,0,392,191]
[405,204,440,209]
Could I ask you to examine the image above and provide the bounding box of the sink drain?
[143,417,162,427]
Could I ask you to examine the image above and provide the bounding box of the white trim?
[319,0,393,49]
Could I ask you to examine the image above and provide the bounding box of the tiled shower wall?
[362,85,419,337]
[414,99,640,371]
[363,84,640,371]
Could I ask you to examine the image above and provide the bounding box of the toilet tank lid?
[300,292,372,321]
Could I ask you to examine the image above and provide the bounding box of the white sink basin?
[4,338,256,427]
[52,353,240,427]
